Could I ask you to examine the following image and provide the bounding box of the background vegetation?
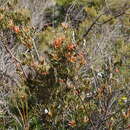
[0,0,130,129]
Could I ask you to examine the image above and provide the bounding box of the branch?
[101,11,126,25]
[3,45,27,79]
[32,38,40,61]
[83,14,103,38]
[82,5,129,39]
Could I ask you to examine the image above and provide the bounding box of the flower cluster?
[67,43,76,51]
[53,36,65,48]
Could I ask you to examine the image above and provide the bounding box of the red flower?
[53,36,65,48]
[67,43,75,51]
[13,26,20,33]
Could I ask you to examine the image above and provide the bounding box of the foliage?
[0,0,130,129]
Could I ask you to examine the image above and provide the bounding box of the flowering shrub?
[0,0,130,129]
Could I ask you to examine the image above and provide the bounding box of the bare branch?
[83,14,103,38]
[3,45,27,79]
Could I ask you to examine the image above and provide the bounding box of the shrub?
[0,0,130,129]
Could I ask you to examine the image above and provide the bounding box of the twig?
[83,5,129,39]
[32,39,40,61]
[3,45,27,79]
[101,11,126,25]
[83,14,103,38]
